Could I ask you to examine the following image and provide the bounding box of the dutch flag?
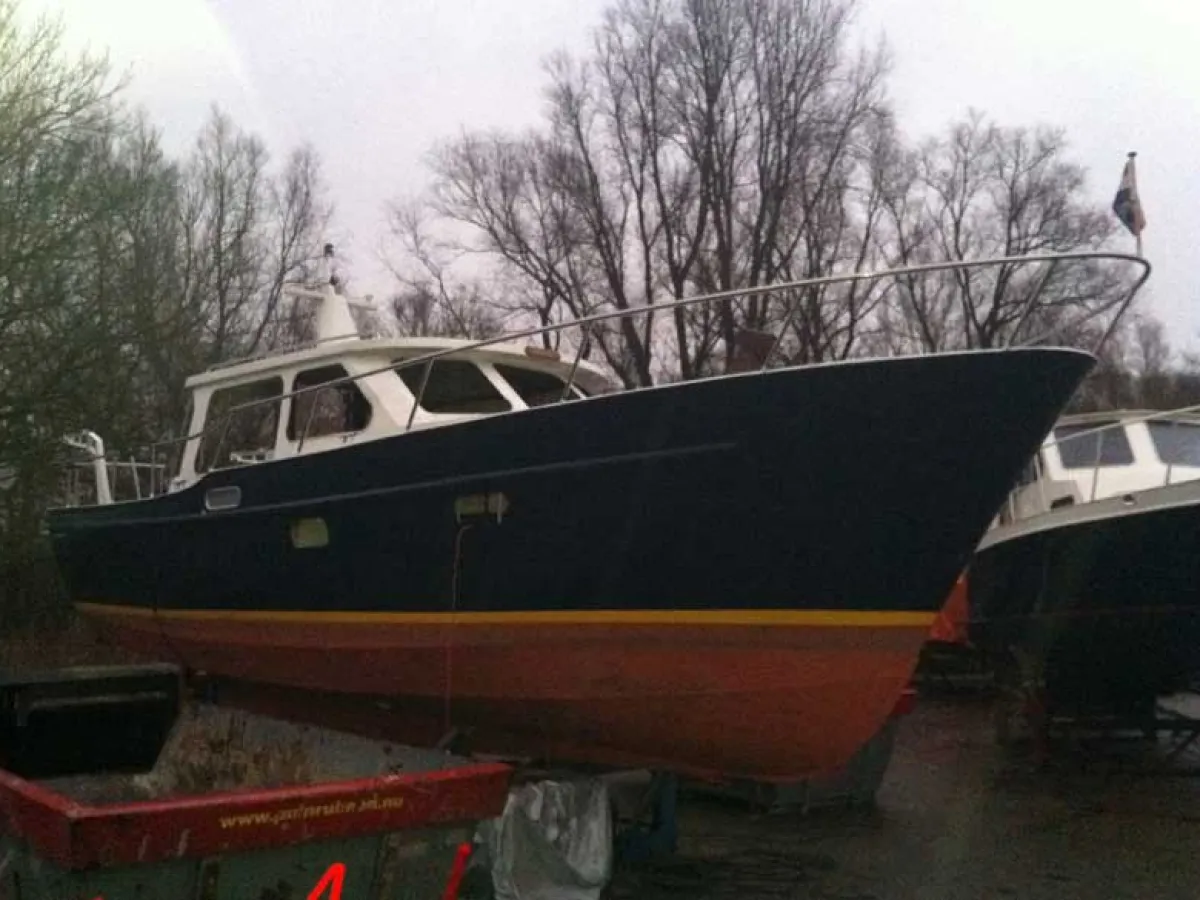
[1112,152,1146,237]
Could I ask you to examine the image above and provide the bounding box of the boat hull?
[969,482,1200,713]
[50,349,1093,779]
[78,607,928,781]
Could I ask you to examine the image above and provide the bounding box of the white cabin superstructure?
[995,408,1200,529]
[161,248,616,494]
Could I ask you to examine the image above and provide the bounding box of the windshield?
[394,359,511,414]
[494,363,586,406]
[1148,421,1200,466]
[1052,423,1135,469]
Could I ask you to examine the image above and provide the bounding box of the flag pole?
[1129,151,1143,258]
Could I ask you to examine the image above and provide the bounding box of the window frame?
[286,363,374,442]
[1146,420,1200,467]
[393,358,512,415]
[1015,451,1043,488]
[492,362,587,407]
[196,376,285,473]
[1052,422,1136,470]
[165,394,195,482]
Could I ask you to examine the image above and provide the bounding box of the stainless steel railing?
[60,250,1152,506]
[1005,404,1200,519]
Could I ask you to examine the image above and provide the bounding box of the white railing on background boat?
[1009,404,1200,519]
[59,251,1153,507]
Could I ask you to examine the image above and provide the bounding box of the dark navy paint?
[970,500,1200,709]
[48,350,1092,616]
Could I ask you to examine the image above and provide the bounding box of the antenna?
[268,241,370,347]
[322,243,338,291]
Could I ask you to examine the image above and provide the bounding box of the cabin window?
[1148,421,1200,467]
[493,364,585,406]
[290,517,329,548]
[1016,452,1042,488]
[394,359,511,414]
[1053,422,1134,469]
[287,364,372,441]
[196,377,284,472]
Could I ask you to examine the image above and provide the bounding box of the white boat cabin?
[166,289,614,493]
[999,409,1200,524]
[69,252,617,504]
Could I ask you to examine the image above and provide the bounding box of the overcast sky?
[26,0,1200,350]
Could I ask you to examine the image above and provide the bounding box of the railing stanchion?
[210,413,234,472]
[406,359,434,432]
[129,456,141,500]
[1089,431,1103,502]
[1165,419,1178,487]
[561,326,591,402]
[297,387,326,453]
[1035,450,1049,511]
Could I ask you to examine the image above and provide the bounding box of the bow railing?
[56,251,1153,507]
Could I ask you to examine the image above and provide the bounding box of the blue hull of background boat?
[969,498,1200,712]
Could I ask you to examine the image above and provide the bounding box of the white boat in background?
[970,407,1200,719]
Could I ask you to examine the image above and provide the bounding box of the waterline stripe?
[76,602,935,628]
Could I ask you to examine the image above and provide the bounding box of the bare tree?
[175,109,333,362]
[420,0,889,385]
[252,144,334,350]
[0,0,122,526]
[0,1,174,621]
[0,5,339,625]
[1073,313,1182,412]
[881,111,1118,352]
[177,108,270,363]
[382,201,504,339]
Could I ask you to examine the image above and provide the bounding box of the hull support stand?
[613,772,679,864]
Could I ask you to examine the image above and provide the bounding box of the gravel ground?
[610,694,1200,900]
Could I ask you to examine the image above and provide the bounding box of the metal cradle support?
[614,771,679,864]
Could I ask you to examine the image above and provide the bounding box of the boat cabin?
[169,333,614,494]
[69,251,617,504]
[999,409,1200,523]
[171,338,611,486]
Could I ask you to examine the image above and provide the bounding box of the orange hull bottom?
[79,606,930,782]
[928,574,970,646]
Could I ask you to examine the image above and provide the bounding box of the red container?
[0,695,510,900]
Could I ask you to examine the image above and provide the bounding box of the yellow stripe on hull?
[75,601,935,629]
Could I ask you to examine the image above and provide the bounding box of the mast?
[310,243,360,343]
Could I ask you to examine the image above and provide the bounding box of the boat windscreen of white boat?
[998,409,1200,523]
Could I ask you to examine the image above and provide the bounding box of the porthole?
[290,517,329,549]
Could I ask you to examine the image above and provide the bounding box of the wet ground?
[610,693,1200,899]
